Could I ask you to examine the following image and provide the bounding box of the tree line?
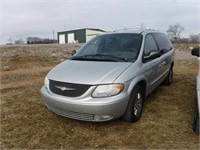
[11,24,199,45]
[26,37,57,44]
[11,37,57,45]
[167,23,199,44]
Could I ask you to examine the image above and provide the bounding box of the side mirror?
[191,48,200,57]
[71,50,77,56]
[143,50,161,61]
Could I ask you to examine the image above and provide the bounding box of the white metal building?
[58,28,105,44]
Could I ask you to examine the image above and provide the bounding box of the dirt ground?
[0,43,199,149]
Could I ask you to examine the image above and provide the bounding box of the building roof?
[58,28,105,34]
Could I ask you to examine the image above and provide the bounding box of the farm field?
[0,43,199,149]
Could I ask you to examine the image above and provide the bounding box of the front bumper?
[40,86,129,122]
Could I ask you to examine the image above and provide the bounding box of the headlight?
[92,84,124,98]
[44,76,49,89]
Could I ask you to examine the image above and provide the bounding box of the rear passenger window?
[152,33,173,51]
[144,34,158,55]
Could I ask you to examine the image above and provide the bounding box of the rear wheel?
[123,85,144,123]
[163,68,173,85]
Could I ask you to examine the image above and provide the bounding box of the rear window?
[152,33,173,51]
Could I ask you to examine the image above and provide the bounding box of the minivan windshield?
[71,33,143,62]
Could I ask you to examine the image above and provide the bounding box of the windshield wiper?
[71,54,128,62]
[82,54,128,62]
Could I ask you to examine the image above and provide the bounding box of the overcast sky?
[0,0,199,44]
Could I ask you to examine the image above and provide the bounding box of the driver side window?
[144,34,158,55]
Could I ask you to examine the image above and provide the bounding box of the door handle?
[159,61,166,67]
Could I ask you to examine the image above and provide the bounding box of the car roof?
[101,28,160,35]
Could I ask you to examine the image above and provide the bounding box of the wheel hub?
[134,92,142,116]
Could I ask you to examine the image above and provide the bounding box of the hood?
[47,60,132,85]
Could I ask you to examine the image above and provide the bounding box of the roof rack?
[145,28,158,31]
[113,28,158,32]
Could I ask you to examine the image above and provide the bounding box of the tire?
[193,103,199,135]
[163,68,173,85]
[123,85,144,123]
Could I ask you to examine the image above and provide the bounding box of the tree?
[26,37,57,44]
[15,38,24,44]
[190,34,200,44]
[167,24,185,42]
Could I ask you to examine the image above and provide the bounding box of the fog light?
[94,115,113,121]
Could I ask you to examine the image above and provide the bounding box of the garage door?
[68,33,75,43]
[59,34,65,44]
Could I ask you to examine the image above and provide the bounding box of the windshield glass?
[71,33,143,62]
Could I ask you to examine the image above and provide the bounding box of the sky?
[0,0,199,45]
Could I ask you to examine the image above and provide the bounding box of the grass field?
[0,44,199,149]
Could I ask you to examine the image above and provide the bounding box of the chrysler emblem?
[55,85,76,91]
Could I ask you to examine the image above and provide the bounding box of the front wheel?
[163,68,173,85]
[123,85,144,123]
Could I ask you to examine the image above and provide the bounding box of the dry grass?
[0,44,199,149]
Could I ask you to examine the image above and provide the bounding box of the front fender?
[126,75,147,96]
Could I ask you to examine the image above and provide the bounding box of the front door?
[143,34,162,94]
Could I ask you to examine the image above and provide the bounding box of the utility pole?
[8,37,12,44]
[140,23,144,30]
[53,30,55,43]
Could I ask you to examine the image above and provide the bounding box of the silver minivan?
[41,29,175,122]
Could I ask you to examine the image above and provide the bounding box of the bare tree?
[15,38,24,44]
[167,24,185,42]
[190,34,200,43]
[26,37,57,44]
